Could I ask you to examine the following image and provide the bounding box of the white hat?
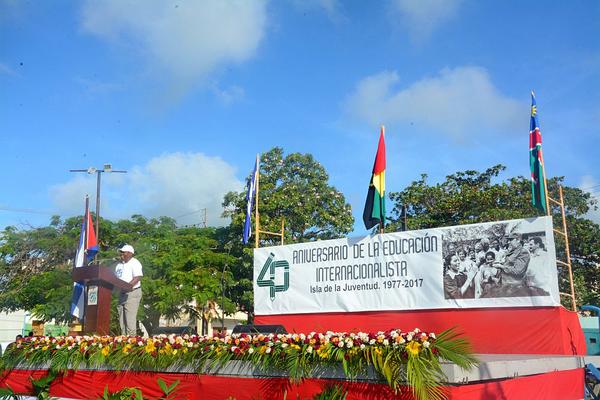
[119,244,135,254]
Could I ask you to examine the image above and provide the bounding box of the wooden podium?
[72,264,132,335]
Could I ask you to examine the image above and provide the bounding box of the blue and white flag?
[70,197,98,319]
[243,155,259,244]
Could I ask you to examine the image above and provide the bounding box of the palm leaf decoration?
[0,328,477,400]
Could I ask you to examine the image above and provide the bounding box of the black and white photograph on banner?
[442,221,551,300]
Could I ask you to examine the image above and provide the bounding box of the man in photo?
[497,232,530,296]
[525,236,550,295]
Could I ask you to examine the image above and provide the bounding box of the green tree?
[387,164,600,307]
[222,147,354,317]
[0,215,81,322]
[0,215,237,334]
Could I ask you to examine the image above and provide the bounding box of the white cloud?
[80,0,267,99]
[391,0,462,43]
[579,175,600,224]
[50,152,244,227]
[344,66,521,141]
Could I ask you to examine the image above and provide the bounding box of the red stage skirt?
[256,306,586,355]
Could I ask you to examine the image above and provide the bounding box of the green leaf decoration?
[0,328,477,400]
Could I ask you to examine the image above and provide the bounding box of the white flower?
[266,347,272,354]
[429,333,436,339]
[338,342,344,348]
[360,344,366,350]
[281,343,289,348]
[248,348,254,354]
[346,341,353,348]
[383,339,389,346]
[423,341,430,348]
[306,346,313,353]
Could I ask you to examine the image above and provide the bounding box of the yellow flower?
[317,347,329,359]
[406,341,422,356]
[145,341,156,353]
[102,346,110,356]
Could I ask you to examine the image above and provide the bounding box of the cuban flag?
[242,155,259,244]
[70,197,98,319]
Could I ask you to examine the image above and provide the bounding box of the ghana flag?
[363,127,386,230]
[529,92,547,213]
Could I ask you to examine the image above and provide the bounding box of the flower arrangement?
[0,328,477,400]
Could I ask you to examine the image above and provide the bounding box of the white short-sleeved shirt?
[115,257,143,289]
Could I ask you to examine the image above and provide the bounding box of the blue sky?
[1,0,599,235]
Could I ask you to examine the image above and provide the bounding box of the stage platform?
[0,353,590,399]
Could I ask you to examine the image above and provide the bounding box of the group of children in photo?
[443,233,549,299]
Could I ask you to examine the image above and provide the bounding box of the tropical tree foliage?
[0,215,237,333]
[387,164,600,307]
[223,147,354,244]
[221,147,355,318]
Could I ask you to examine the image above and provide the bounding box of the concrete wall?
[0,310,28,342]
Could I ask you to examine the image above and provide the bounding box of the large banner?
[254,216,560,315]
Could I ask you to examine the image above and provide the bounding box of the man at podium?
[114,244,143,336]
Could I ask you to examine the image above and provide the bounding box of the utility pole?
[69,164,127,245]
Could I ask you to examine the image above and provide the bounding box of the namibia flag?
[530,92,547,213]
[363,127,386,230]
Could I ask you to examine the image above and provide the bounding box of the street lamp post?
[69,164,127,244]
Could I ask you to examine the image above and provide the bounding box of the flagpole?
[84,195,89,266]
[380,125,385,234]
[541,155,550,216]
[254,154,260,249]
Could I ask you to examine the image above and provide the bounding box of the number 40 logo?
[257,253,290,300]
